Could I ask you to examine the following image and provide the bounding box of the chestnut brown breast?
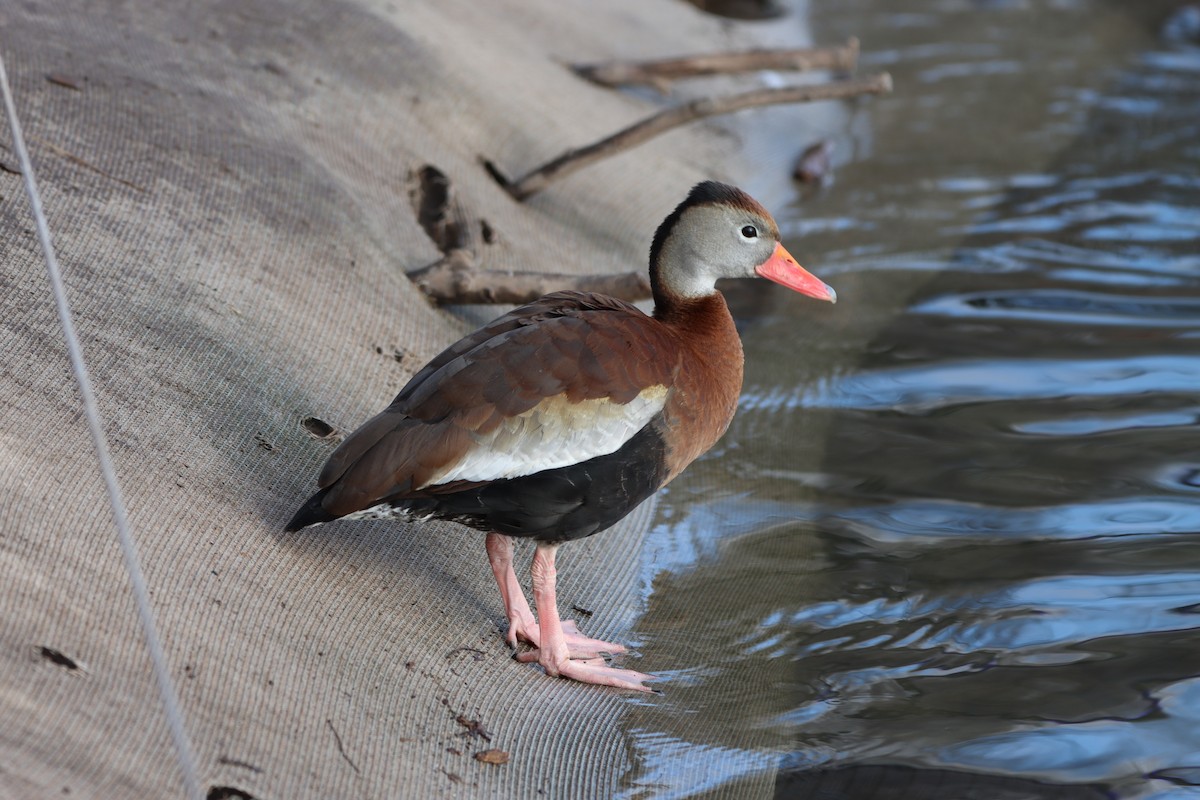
[654,293,745,483]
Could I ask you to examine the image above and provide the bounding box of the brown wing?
[316,291,682,518]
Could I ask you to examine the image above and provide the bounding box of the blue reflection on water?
[939,677,1200,782]
[835,497,1200,542]
[621,2,1200,798]
[746,355,1200,414]
[913,290,1200,328]
[781,571,1200,653]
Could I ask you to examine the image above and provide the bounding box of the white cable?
[0,54,205,800]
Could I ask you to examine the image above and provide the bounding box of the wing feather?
[317,291,681,518]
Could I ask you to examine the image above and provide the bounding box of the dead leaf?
[46,73,82,91]
[474,749,509,765]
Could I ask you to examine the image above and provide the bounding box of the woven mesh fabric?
[0,1,783,797]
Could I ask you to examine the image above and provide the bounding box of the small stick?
[33,136,148,193]
[326,719,361,775]
[501,72,892,201]
[407,249,651,305]
[573,38,859,89]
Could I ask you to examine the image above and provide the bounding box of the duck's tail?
[284,488,338,532]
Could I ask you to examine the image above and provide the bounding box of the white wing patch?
[421,384,669,487]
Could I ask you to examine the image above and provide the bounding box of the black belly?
[396,422,669,543]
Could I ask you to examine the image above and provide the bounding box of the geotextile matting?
[0,1,794,797]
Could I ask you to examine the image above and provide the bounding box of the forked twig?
[498,72,892,201]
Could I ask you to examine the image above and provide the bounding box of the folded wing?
[315,292,680,519]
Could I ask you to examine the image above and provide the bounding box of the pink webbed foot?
[502,611,537,651]
[534,652,657,692]
[524,542,657,692]
[486,532,628,660]
[510,618,627,659]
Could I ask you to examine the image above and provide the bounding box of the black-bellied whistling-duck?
[286,181,835,691]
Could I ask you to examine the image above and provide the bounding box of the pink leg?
[486,532,538,649]
[524,542,654,692]
[486,533,629,658]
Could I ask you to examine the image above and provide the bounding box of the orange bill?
[755,242,837,302]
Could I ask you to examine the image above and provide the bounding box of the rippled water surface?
[619,2,1200,797]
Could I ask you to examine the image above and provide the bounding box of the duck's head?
[649,181,836,306]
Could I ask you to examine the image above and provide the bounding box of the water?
[619,2,1200,797]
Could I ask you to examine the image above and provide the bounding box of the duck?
[286,181,836,691]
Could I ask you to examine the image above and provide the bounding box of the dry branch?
[501,72,892,201]
[31,136,148,193]
[408,249,651,305]
[573,38,859,89]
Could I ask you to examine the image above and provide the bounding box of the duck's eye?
[741,225,758,239]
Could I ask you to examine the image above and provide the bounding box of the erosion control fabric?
[0,1,787,797]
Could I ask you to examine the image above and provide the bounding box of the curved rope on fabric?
[0,54,204,800]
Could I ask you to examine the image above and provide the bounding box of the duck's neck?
[649,243,742,364]
[653,289,745,482]
[653,288,734,336]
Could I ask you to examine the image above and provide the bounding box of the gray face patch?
[654,204,778,300]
